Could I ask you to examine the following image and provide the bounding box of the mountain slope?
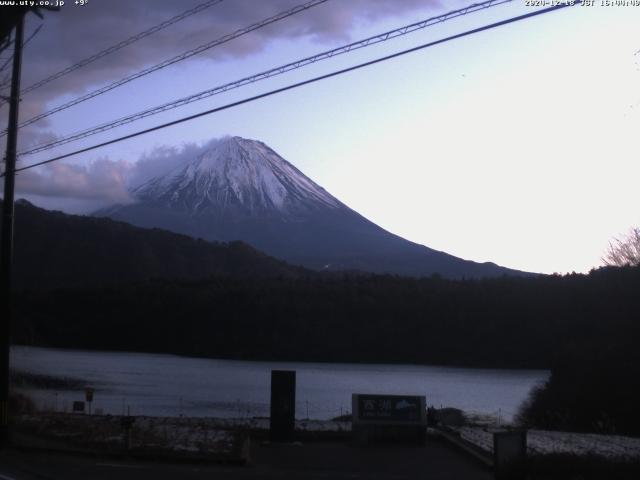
[98,136,530,278]
[4,199,306,290]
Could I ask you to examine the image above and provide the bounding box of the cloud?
[2,0,439,140]
[129,141,208,188]
[13,157,133,204]
[6,139,220,210]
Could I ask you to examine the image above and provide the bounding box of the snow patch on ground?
[451,426,640,461]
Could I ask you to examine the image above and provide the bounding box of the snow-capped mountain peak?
[134,136,340,214]
[98,136,528,279]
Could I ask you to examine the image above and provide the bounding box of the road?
[1,439,493,479]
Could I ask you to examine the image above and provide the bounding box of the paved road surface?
[1,439,493,479]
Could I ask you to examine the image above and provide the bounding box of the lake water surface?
[12,346,548,422]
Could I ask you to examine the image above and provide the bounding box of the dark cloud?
[2,0,439,145]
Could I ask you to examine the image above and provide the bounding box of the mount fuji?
[96,136,527,278]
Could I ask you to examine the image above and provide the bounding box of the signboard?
[352,394,427,445]
[85,388,94,403]
[72,401,85,413]
[353,394,426,424]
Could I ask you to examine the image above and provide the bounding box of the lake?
[11,345,548,422]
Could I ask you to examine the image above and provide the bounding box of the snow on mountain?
[134,136,341,214]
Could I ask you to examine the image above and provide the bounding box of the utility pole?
[0,12,25,448]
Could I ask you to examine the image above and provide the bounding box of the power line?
[0,25,42,100]
[20,0,513,157]
[5,1,580,177]
[1,0,329,135]
[0,0,225,99]
[0,39,13,57]
[0,25,42,92]
[0,25,41,75]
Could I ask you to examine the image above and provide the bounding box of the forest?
[12,264,640,434]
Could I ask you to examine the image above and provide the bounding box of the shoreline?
[11,344,552,373]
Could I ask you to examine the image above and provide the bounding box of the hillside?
[3,199,307,290]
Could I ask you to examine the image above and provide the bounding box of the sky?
[0,0,638,275]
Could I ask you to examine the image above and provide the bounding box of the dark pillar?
[0,13,25,449]
[493,430,527,480]
[269,370,295,442]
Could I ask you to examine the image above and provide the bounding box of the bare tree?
[603,227,640,267]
